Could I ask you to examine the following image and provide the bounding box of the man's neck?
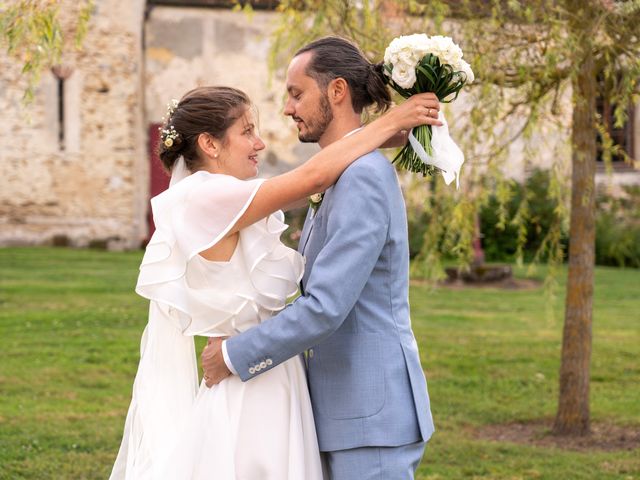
[318,114,362,149]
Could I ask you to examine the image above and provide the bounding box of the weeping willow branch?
[0,0,93,102]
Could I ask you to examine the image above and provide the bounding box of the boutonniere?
[309,192,324,212]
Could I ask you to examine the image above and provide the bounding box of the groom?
[203,36,435,478]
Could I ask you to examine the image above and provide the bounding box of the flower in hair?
[165,99,179,119]
[160,125,179,148]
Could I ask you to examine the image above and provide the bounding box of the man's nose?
[283,100,294,116]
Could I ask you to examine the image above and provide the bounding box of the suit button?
[255,364,262,371]
[266,359,273,366]
[260,361,267,369]
[249,367,256,375]
[308,349,314,358]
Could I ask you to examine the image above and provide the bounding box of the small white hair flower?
[160,124,179,148]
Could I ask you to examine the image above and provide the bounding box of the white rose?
[384,36,407,61]
[385,34,426,64]
[458,60,475,84]
[385,36,422,75]
[384,46,397,65]
[397,47,419,69]
[391,61,417,89]
[403,34,431,59]
[427,35,463,67]
[406,33,430,48]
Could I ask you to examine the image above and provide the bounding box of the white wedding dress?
[110,171,323,480]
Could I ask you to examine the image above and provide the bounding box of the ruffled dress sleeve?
[135,171,265,329]
[136,170,304,338]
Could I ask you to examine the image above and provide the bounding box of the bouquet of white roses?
[384,34,474,187]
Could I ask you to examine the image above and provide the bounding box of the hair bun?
[372,62,390,85]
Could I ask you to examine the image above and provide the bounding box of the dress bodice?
[184,224,301,336]
[135,171,304,337]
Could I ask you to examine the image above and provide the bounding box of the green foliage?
[409,177,476,281]
[1,248,639,478]
[479,169,568,263]
[0,0,94,102]
[268,0,402,96]
[595,186,640,268]
[409,171,640,270]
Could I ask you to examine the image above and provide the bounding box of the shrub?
[479,169,568,263]
[409,169,639,268]
[595,185,640,268]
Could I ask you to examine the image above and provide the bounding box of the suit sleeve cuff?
[222,340,238,375]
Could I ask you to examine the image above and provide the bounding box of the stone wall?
[0,0,147,249]
[143,6,318,174]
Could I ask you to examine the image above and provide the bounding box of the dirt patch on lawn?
[475,421,640,451]
[410,278,543,290]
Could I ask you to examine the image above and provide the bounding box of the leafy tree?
[271,0,640,436]
[0,0,93,102]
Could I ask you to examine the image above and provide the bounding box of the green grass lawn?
[1,247,638,479]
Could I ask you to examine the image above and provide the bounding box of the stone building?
[0,0,315,249]
[0,0,638,249]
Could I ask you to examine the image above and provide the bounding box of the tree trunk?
[553,51,597,436]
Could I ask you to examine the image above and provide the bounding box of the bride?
[109,85,439,479]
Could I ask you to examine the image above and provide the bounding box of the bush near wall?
[595,185,640,268]
[479,172,640,267]
[479,169,567,263]
[408,170,640,268]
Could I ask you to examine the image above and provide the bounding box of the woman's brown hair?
[158,86,251,173]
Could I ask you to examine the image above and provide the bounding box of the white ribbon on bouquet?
[407,111,464,189]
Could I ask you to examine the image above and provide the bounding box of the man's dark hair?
[295,36,391,114]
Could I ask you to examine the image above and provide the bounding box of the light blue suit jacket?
[226,151,435,451]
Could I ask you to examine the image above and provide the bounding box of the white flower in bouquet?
[391,62,418,89]
[457,59,475,84]
[383,33,474,187]
[427,35,464,68]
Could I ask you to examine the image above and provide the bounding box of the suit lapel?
[298,208,315,256]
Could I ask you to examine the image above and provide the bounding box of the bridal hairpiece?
[160,99,181,147]
[161,125,179,148]
[165,99,179,119]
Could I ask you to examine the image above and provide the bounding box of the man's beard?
[297,93,333,143]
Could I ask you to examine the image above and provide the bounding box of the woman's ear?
[197,132,221,159]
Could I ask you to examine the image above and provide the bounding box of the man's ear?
[328,77,349,106]
[197,132,221,159]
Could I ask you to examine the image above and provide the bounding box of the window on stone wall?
[51,65,75,152]
[596,76,636,169]
[57,77,66,150]
[51,65,79,152]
